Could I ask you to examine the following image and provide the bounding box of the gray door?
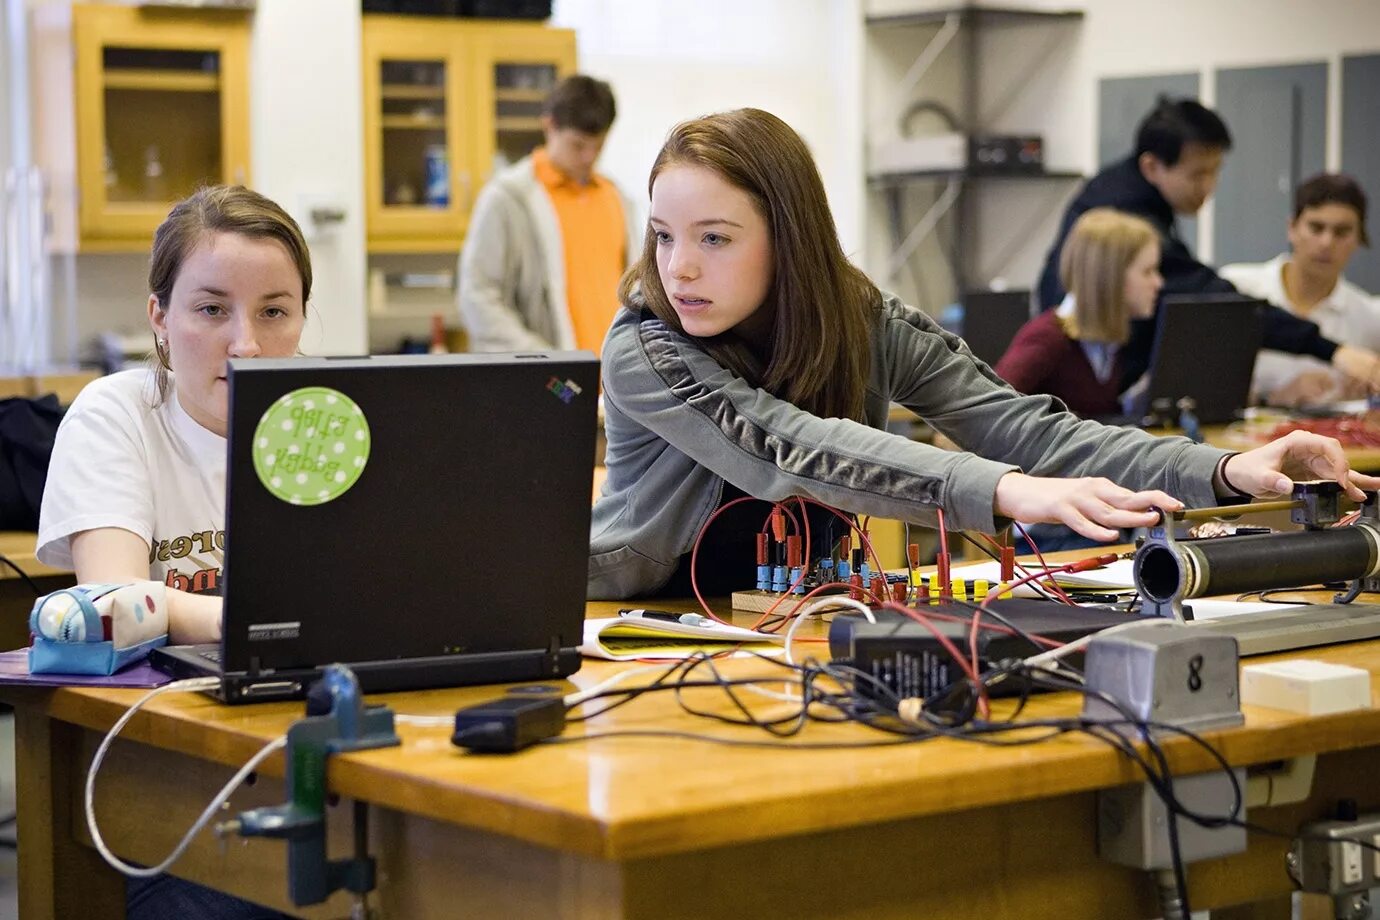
[1214,62,1327,268]
[1098,73,1201,251]
[1343,53,1380,293]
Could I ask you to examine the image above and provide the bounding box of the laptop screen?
[218,352,599,680]
[1137,294,1265,425]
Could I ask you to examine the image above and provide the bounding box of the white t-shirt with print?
[37,369,227,595]
[1221,253,1380,399]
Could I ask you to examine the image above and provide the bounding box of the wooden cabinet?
[35,4,251,252]
[362,16,575,253]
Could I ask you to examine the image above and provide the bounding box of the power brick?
[829,599,1149,700]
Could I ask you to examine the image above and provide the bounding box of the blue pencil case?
[29,582,169,676]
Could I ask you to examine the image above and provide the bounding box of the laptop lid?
[961,290,1033,367]
[1137,294,1265,425]
[216,352,598,697]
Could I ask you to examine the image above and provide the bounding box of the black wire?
[0,553,41,597]
[543,729,936,750]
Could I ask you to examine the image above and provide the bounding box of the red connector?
[1067,553,1119,573]
[755,532,769,566]
[770,508,787,543]
[786,535,801,568]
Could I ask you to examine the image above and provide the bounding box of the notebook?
[151,352,599,703]
[1127,293,1266,425]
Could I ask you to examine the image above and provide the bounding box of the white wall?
[862,0,1380,304]
[552,0,864,259]
[249,0,367,357]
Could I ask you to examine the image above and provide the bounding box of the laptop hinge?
[545,636,562,674]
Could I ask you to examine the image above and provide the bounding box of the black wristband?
[1216,452,1253,500]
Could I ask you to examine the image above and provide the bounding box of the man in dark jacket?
[1038,97,1380,391]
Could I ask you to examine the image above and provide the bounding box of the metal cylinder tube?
[1135,523,1380,602]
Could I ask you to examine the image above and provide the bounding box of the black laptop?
[151,352,599,703]
[1126,293,1265,425]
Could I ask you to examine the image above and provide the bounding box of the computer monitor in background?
[961,290,1034,367]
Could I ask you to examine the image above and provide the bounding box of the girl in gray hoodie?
[588,108,1377,599]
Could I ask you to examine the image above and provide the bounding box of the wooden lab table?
[8,589,1380,919]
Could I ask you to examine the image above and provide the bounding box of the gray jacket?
[588,294,1230,599]
[457,155,641,351]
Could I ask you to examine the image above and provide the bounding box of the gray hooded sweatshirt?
[588,294,1229,599]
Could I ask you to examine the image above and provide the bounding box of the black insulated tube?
[1136,525,1380,602]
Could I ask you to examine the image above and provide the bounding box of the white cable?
[563,663,671,708]
[394,714,453,727]
[1023,617,1177,669]
[785,596,875,665]
[85,677,287,878]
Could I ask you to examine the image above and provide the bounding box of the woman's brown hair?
[618,108,879,420]
[148,185,312,401]
[1058,207,1158,345]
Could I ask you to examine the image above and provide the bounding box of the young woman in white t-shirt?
[38,185,310,645]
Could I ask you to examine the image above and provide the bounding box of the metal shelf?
[866,6,1082,28]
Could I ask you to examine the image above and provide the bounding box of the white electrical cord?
[785,596,876,665]
[85,677,288,878]
[1022,616,1177,670]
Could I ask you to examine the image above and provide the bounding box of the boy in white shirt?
[1222,173,1378,406]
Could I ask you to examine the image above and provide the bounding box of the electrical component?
[830,601,1148,700]
[451,695,566,753]
[1290,806,1380,902]
[1098,769,1247,870]
[755,533,770,591]
[1081,621,1243,735]
[1240,659,1372,716]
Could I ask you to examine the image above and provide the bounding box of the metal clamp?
[218,664,399,910]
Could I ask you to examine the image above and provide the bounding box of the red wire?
[1010,522,1077,605]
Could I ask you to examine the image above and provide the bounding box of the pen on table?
[618,608,712,627]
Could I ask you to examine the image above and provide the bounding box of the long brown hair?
[1058,208,1157,345]
[148,185,312,402]
[618,108,879,420]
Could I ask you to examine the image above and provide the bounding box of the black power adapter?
[451,695,566,753]
[830,600,1151,701]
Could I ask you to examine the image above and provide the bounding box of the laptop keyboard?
[198,647,222,664]
[1187,604,1380,656]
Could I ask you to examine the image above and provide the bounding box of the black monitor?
[961,290,1033,367]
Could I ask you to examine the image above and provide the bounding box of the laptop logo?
[546,376,584,404]
[248,621,301,641]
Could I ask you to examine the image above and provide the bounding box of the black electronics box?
[829,599,1150,700]
[968,135,1043,175]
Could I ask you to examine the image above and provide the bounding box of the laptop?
[151,352,599,703]
[960,290,1033,367]
[1127,293,1265,425]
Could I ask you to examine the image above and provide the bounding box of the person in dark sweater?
[1037,97,1380,393]
[998,208,1160,418]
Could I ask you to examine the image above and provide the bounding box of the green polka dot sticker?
[252,387,371,506]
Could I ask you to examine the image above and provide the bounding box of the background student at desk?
[1038,97,1380,395]
[588,107,1380,601]
[996,208,1161,420]
[1223,173,1380,407]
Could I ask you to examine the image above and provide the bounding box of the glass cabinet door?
[73,6,250,249]
[100,47,225,206]
[363,18,471,253]
[377,59,451,210]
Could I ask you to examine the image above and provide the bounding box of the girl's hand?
[993,472,1183,541]
[1221,429,1380,501]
